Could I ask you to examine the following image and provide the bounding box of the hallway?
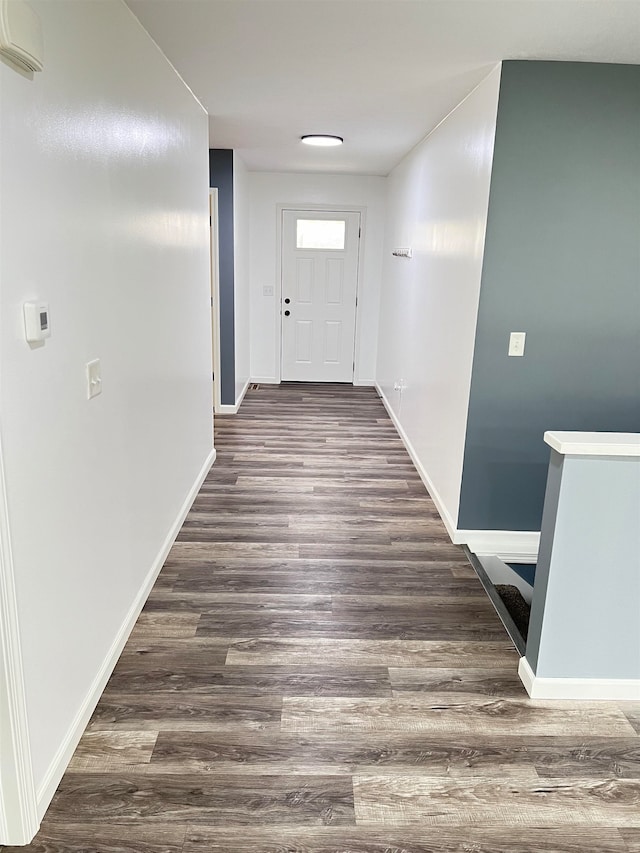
[6,384,639,852]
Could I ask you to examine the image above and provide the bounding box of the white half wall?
[376,66,501,531]
[248,172,386,385]
[0,0,213,828]
[233,152,251,405]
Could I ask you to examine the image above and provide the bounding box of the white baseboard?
[216,379,250,414]
[375,383,539,564]
[249,376,278,385]
[247,377,375,388]
[35,447,216,819]
[236,378,250,409]
[459,530,539,563]
[375,383,460,541]
[519,657,640,701]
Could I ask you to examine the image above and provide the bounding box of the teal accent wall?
[209,149,236,406]
[458,61,640,531]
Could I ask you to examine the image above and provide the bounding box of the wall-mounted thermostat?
[23,302,51,343]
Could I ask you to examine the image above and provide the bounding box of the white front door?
[281,209,360,382]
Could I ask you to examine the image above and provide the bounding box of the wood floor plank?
[45,773,355,826]
[88,694,282,731]
[197,614,508,640]
[164,556,473,571]
[281,696,636,737]
[176,527,394,545]
[388,667,526,697]
[0,825,186,853]
[147,730,640,779]
[67,732,158,771]
[115,666,392,698]
[172,572,489,596]
[352,774,640,826]
[168,541,301,559]
[226,638,517,667]
[129,613,200,639]
[331,594,493,614]
[143,591,333,613]
[180,825,629,853]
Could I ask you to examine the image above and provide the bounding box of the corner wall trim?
[0,434,39,845]
[518,657,640,701]
[375,383,539,563]
[216,379,250,415]
[35,447,216,823]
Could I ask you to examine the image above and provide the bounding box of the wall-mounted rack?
[392,247,412,259]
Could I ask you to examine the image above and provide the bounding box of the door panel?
[324,321,342,363]
[295,320,313,363]
[296,258,314,303]
[281,210,360,382]
[325,258,344,304]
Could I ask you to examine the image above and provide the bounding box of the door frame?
[209,189,222,414]
[0,432,39,844]
[275,203,367,385]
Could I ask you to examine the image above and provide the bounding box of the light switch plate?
[263,285,274,297]
[508,332,526,357]
[86,359,102,399]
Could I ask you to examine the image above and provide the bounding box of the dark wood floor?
[6,384,640,852]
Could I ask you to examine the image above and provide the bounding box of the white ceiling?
[126,0,640,176]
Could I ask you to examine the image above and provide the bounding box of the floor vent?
[249,383,260,391]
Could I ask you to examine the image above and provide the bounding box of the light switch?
[263,285,274,297]
[86,359,102,399]
[508,332,526,357]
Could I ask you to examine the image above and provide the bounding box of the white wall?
[248,172,386,384]
[233,153,251,403]
[376,66,501,533]
[0,0,212,828]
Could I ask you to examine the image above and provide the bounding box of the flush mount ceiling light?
[301,134,343,147]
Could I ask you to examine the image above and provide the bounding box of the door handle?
[284,298,291,304]
[284,310,290,316]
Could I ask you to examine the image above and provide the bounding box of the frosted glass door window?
[296,219,346,250]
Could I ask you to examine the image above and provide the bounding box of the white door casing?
[281,210,360,382]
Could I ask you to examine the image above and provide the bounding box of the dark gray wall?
[458,61,640,531]
[209,149,236,406]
